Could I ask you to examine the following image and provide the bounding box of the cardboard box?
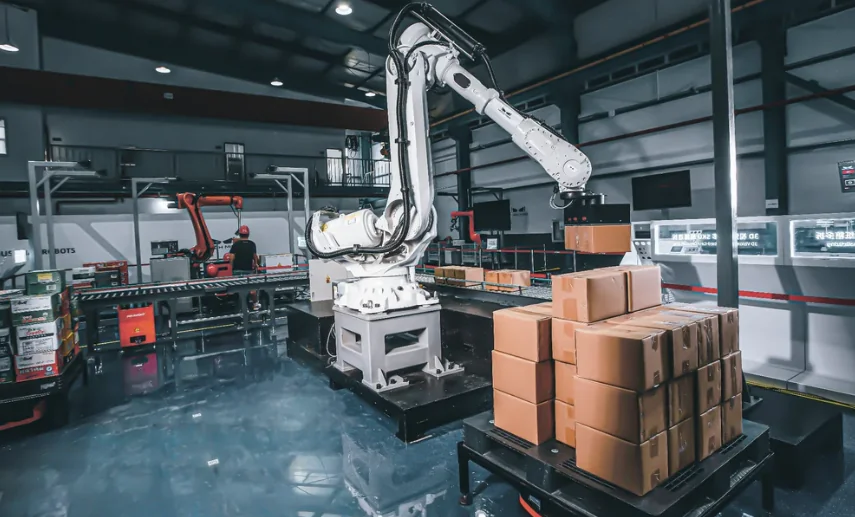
[667,375,695,427]
[721,351,743,401]
[722,393,743,444]
[575,376,666,443]
[563,225,577,250]
[612,314,699,378]
[485,269,532,292]
[576,425,668,496]
[668,418,696,475]
[555,400,576,448]
[0,301,10,328]
[654,308,720,366]
[10,293,62,326]
[17,335,62,355]
[667,304,739,357]
[621,266,663,312]
[697,406,722,461]
[0,327,10,352]
[552,270,627,323]
[15,317,66,342]
[438,266,484,287]
[696,361,722,414]
[493,307,551,362]
[552,318,591,364]
[491,351,554,403]
[15,351,64,381]
[25,269,67,295]
[493,389,554,445]
[576,325,668,392]
[520,302,552,316]
[555,361,577,405]
[570,225,632,254]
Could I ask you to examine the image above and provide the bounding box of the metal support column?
[557,80,581,144]
[710,0,739,308]
[28,162,43,270]
[131,178,173,283]
[449,125,473,242]
[760,22,789,216]
[256,167,309,256]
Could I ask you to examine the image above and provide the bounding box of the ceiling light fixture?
[270,78,284,87]
[155,66,171,74]
[365,91,376,97]
[0,7,19,53]
[335,2,353,15]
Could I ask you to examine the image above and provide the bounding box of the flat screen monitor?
[632,170,692,211]
[473,200,511,231]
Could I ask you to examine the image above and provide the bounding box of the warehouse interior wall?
[432,6,855,234]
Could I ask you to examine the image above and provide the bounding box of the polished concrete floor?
[0,346,854,516]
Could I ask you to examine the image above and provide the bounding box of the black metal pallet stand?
[0,354,86,429]
[458,412,775,517]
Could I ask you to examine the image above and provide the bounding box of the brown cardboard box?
[722,393,743,444]
[564,225,578,251]
[494,389,554,445]
[555,361,577,404]
[572,225,632,253]
[447,266,485,287]
[555,400,576,448]
[667,375,695,427]
[520,302,552,316]
[697,405,722,461]
[668,418,696,475]
[622,266,663,312]
[575,376,667,443]
[551,318,591,364]
[576,425,668,496]
[654,309,720,366]
[486,269,531,292]
[667,304,739,357]
[608,314,698,378]
[552,270,627,323]
[721,351,743,401]
[492,351,554,403]
[493,307,551,362]
[433,266,447,284]
[576,325,668,391]
[696,361,722,414]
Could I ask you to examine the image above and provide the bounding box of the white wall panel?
[788,144,855,215]
[787,8,855,64]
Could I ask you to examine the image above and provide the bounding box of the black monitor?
[632,170,692,210]
[473,199,511,231]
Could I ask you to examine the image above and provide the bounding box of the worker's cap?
[236,225,250,236]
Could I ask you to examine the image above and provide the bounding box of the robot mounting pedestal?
[333,304,463,393]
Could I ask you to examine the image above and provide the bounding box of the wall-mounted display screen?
[792,218,855,257]
[632,170,692,210]
[473,200,511,231]
[655,221,778,256]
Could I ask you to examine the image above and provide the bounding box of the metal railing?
[49,145,392,189]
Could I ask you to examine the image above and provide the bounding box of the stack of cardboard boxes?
[434,266,484,287]
[434,266,531,293]
[9,270,79,382]
[491,265,743,497]
[485,269,531,292]
[0,289,22,384]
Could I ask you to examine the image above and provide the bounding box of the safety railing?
[49,145,392,190]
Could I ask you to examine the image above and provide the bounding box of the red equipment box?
[123,352,162,396]
[118,304,156,348]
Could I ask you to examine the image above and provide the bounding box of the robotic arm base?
[560,189,605,205]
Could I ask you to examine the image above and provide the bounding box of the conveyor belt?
[415,274,552,300]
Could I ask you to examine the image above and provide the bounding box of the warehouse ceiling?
[15,0,608,108]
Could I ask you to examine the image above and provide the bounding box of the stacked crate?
[10,270,78,382]
[0,290,20,384]
[434,266,484,287]
[485,269,531,292]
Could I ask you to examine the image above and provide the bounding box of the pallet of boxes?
[491,265,743,497]
[8,270,79,382]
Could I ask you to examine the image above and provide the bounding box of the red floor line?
[662,283,855,306]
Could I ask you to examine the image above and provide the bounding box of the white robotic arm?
[307,3,593,314]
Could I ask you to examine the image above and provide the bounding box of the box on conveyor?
[10,293,63,326]
[71,266,96,280]
[551,318,591,364]
[493,389,554,445]
[94,270,121,288]
[696,360,722,414]
[575,324,668,392]
[565,225,631,254]
[84,260,129,285]
[576,424,668,496]
[651,307,720,366]
[25,270,67,295]
[555,400,576,448]
[574,376,666,444]
[552,269,627,323]
[491,351,554,404]
[721,351,743,401]
[485,269,531,292]
[722,393,743,445]
[665,303,739,357]
[555,361,576,405]
[667,375,695,427]
[492,307,551,362]
[609,312,699,378]
[668,417,696,474]
[697,405,722,461]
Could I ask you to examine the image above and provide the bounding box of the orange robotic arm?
[174,193,244,262]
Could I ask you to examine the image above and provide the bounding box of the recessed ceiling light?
[270,78,284,87]
[365,91,376,97]
[0,43,18,52]
[155,66,171,74]
[335,2,352,15]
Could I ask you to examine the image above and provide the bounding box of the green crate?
[25,270,67,295]
[11,293,62,326]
